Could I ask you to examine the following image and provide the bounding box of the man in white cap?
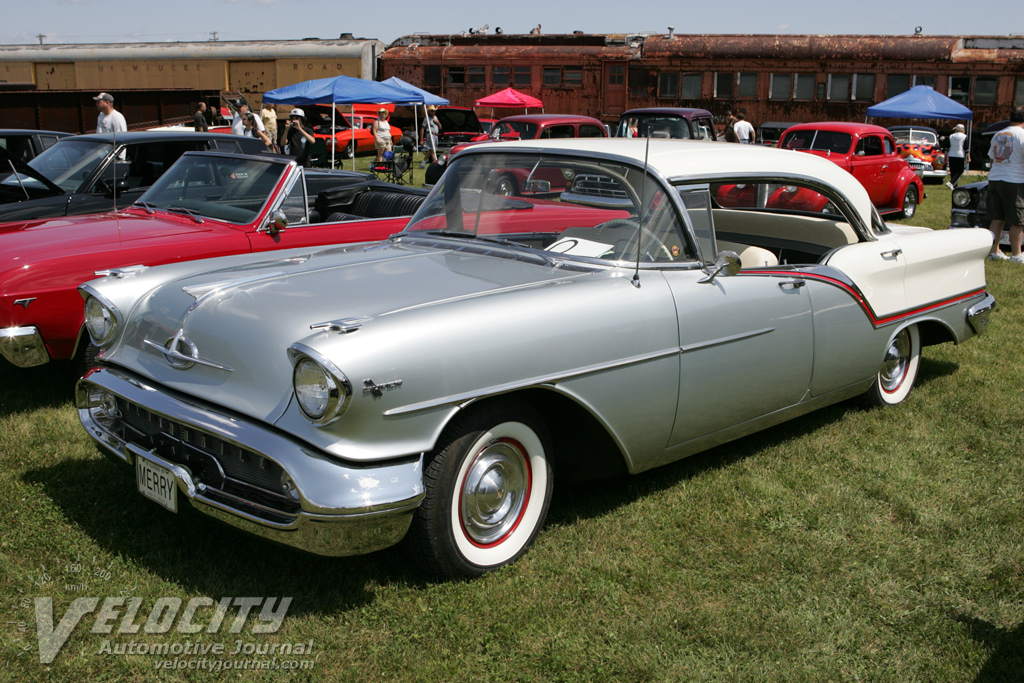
[279,108,316,167]
[93,93,127,134]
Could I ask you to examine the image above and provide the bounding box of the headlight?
[83,295,119,346]
[292,355,350,424]
[952,189,972,208]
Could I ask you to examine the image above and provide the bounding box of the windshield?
[403,151,694,264]
[616,115,693,140]
[891,129,938,145]
[135,155,288,224]
[491,121,539,140]
[781,130,852,154]
[11,139,114,192]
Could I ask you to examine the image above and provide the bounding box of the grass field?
[0,174,1021,682]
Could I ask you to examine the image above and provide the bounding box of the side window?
[856,136,883,157]
[543,125,574,139]
[578,125,605,138]
[38,135,61,152]
[676,187,716,263]
[694,118,714,140]
[276,172,309,226]
[883,137,895,155]
[704,180,860,266]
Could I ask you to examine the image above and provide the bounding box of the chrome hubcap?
[460,438,530,546]
[880,330,910,392]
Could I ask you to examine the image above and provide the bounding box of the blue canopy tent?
[263,75,423,168]
[380,77,450,160]
[866,85,974,168]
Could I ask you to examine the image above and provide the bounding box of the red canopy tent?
[475,87,544,115]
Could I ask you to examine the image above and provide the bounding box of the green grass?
[1,172,1021,682]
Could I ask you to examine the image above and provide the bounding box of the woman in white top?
[372,108,393,162]
[947,123,969,189]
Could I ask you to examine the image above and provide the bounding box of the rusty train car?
[378,32,1024,132]
[0,37,384,132]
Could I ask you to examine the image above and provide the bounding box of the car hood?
[101,237,601,422]
[0,210,224,292]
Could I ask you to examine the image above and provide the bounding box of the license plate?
[136,455,178,513]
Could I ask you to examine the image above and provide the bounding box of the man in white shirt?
[94,93,127,134]
[231,103,264,136]
[732,112,755,144]
[986,108,1024,263]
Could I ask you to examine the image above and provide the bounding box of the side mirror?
[698,250,742,284]
[266,209,288,236]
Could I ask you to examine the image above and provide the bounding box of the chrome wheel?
[414,400,553,578]
[493,175,516,196]
[866,324,920,406]
[459,438,530,546]
[902,186,918,219]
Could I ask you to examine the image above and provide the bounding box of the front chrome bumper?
[0,326,50,367]
[76,366,424,557]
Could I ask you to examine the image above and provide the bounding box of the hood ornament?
[143,329,233,372]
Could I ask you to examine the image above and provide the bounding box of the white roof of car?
[468,138,875,225]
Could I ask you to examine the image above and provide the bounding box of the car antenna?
[111,128,118,214]
[632,135,651,289]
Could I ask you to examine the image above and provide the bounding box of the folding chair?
[370,151,397,183]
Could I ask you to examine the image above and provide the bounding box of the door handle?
[880,248,902,259]
[778,280,805,290]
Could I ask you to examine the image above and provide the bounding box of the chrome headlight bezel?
[288,346,352,425]
[951,188,973,208]
[81,288,121,347]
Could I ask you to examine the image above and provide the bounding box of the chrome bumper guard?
[966,293,996,336]
[76,366,425,557]
[0,326,50,367]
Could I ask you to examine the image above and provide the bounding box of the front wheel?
[865,324,920,406]
[412,400,553,578]
[339,140,355,159]
[901,186,918,219]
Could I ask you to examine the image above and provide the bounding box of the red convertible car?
[779,122,924,219]
[0,151,427,369]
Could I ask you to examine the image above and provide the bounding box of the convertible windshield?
[781,130,852,154]
[8,139,114,192]
[134,155,288,224]
[403,151,693,263]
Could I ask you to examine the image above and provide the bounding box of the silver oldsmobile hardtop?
[76,139,994,578]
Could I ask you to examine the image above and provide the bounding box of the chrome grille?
[115,397,299,515]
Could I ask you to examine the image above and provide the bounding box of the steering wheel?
[593,219,674,262]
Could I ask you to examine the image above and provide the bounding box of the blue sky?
[2,0,1019,46]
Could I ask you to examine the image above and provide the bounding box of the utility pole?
[210,32,218,42]
[36,34,45,45]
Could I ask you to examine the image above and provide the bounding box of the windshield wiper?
[132,200,157,214]
[166,206,205,224]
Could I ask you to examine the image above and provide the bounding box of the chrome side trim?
[384,347,680,416]
[679,328,774,353]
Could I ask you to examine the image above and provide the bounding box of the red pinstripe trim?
[747,270,986,327]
